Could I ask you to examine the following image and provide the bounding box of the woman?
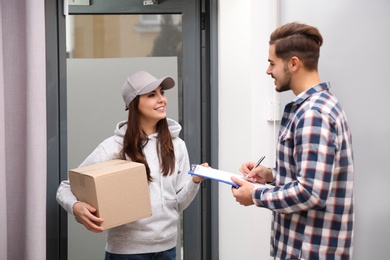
[56,70,204,260]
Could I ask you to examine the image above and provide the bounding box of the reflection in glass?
[67,15,182,58]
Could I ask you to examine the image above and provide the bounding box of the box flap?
[69,159,131,176]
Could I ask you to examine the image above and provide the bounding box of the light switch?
[266,101,281,121]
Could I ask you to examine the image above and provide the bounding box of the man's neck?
[291,70,321,96]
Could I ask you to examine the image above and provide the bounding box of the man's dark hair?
[270,22,323,70]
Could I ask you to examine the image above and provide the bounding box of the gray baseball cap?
[122,71,175,110]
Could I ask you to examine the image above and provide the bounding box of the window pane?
[66,14,184,260]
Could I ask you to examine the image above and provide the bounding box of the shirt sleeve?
[253,109,337,213]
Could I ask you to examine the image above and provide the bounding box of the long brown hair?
[270,22,323,71]
[121,95,175,182]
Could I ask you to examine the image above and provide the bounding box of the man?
[231,22,354,259]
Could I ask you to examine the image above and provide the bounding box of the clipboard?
[188,164,266,189]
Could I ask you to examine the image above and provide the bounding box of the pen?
[253,155,265,169]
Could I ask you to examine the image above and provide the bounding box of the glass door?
[65,1,202,259]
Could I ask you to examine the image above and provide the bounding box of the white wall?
[218,0,390,259]
[218,1,277,259]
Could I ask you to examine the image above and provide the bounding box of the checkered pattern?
[254,82,354,259]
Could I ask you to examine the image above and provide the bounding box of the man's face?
[266,44,291,93]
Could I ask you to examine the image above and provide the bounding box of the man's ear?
[289,56,300,72]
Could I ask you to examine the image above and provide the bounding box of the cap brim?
[138,76,175,95]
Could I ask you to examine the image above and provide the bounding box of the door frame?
[45,0,219,259]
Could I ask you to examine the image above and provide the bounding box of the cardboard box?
[69,159,152,229]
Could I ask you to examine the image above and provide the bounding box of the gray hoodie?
[56,118,200,254]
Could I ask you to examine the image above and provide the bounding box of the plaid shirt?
[254,82,354,259]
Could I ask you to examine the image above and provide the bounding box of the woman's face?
[138,86,168,124]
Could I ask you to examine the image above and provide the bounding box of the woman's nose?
[157,93,165,102]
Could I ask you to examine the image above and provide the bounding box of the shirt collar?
[293,82,331,105]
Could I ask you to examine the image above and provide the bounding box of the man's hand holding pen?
[239,156,273,184]
[231,156,273,206]
[244,156,265,183]
[243,166,273,184]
